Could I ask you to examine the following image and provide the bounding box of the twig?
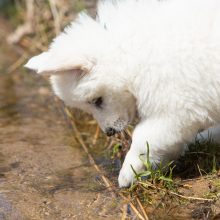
[121,204,128,220]
[55,99,145,220]
[92,125,100,146]
[197,164,203,177]
[124,129,132,139]
[63,106,114,195]
[181,174,219,183]
[136,197,149,220]
[21,37,48,52]
[169,191,213,202]
[7,0,34,44]
[119,194,146,220]
[139,181,214,202]
[6,36,48,74]
[7,53,29,74]
[48,0,61,35]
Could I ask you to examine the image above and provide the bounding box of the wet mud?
[0,18,121,220]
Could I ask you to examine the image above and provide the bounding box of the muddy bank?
[0,18,121,220]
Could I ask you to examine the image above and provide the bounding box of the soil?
[0,17,122,220]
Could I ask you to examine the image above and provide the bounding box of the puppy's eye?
[91,97,103,108]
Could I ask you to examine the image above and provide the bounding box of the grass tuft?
[131,143,176,190]
[119,134,220,219]
[175,133,220,179]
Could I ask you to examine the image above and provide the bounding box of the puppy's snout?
[105,127,116,136]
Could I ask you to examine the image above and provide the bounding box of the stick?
[136,197,149,220]
[7,54,29,74]
[48,0,61,35]
[121,204,127,220]
[169,191,214,202]
[63,106,114,195]
[56,99,146,220]
[7,0,34,44]
[139,181,214,202]
[92,125,100,146]
[119,194,146,220]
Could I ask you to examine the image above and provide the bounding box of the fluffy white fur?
[25,0,220,187]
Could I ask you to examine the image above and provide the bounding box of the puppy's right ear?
[25,51,95,75]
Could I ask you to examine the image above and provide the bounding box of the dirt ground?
[0,17,123,220]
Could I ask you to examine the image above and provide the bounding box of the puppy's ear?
[25,13,106,75]
[24,51,94,75]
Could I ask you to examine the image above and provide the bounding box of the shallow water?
[0,18,121,220]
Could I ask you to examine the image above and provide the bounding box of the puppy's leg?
[197,124,220,143]
[118,118,185,188]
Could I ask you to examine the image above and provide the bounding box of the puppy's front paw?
[118,149,144,188]
[118,165,135,188]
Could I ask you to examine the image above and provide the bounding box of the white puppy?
[25,0,220,187]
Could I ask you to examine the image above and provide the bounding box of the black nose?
[105,127,116,136]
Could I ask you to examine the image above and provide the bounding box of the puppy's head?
[25,14,136,136]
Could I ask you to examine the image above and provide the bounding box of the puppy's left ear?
[24,51,94,75]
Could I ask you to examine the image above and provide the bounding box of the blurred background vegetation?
[1,0,97,49]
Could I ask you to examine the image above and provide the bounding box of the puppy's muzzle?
[105,127,116,136]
